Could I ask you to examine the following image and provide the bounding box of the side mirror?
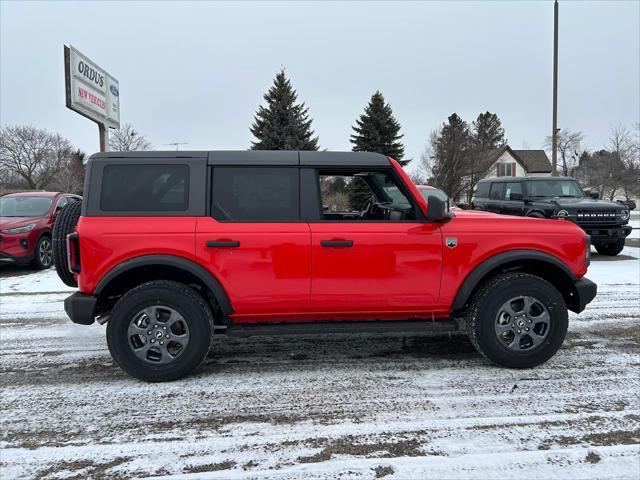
[590,191,600,200]
[427,196,449,222]
[510,193,524,201]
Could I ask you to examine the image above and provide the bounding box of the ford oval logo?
[110,85,119,97]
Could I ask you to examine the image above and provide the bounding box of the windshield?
[527,179,584,198]
[385,186,411,206]
[0,197,52,217]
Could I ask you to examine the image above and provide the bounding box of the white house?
[478,145,552,178]
[456,146,552,204]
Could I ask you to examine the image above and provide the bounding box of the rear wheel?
[106,281,213,382]
[527,212,546,219]
[467,273,568,368]
[52,201,81,287]
[595,239,625,256]
[31,235,53,269]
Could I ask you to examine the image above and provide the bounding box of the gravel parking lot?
[1,248,639,479]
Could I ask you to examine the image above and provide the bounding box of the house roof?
[471,145,552,174]
[511,149,552,173]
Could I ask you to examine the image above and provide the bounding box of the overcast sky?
[1,1,638,171]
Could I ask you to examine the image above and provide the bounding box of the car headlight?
[556,209,569,218]
[2,223,36,234]
[619,209,630,221]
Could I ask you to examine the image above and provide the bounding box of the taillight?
[67,232,81,273]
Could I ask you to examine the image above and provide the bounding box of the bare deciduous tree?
[544,129,584,176]
[574,124,640,202]
[108,123,153,152]
[51,150,86,195]
[0,125,73,190]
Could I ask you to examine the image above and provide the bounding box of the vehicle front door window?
[317,170,416,221]
[504,182,522,200]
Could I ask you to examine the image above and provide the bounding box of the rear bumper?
[64,292,97,325]
[571,277,597,313]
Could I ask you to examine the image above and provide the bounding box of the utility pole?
[551,0,559,176]
[165,142,188,151]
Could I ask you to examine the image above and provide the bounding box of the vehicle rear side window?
[211,167,299,221]
[475,182,490,198]
[489,183,504,200]
[100,164,189,212]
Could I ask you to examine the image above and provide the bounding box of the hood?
[451,207,585,236]
[535,197,626,210]
[0,216,43,230]
[453,209,500,218]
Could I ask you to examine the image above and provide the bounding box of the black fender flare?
[95,254,233,315]
[451,249,576,311]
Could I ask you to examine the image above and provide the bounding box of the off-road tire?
[467,272,568,368]
[52,201,81,287]
[595,239,625,256]
[31,235,53,270]
[106,281,214,382]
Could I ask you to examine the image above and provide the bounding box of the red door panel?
[195,218,311,319]
[310,222,443,315]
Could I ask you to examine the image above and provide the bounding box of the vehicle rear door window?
[211,167,300,221]
[100,164,189,212]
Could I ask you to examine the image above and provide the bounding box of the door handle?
[206,240,240,248]
[320,240,353,247]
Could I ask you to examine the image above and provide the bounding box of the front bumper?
[581,224,632,242]
[571,277,597,313]
[0,250,34,265]
[0,233,34,264]
[64,292,97,325]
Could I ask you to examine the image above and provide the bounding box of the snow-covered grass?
[1,251,639,480]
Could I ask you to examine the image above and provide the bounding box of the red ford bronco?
[54,151,596,381]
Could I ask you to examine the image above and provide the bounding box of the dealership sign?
[64,45,120,128]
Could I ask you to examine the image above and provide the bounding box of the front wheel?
[31,236,53,269]
[595,239,625,256]
[106,281,213,382]
[467,273,568,368]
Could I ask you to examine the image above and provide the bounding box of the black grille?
[576,209,619,224]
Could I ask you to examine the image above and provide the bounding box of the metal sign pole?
[98,123,109,152]
[551,0,559,176]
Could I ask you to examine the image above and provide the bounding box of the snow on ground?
[629,211,640,240]
[0,250,639,480]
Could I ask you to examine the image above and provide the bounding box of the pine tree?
[430,113,473,200]
[348,91,406,209]
[464,111,507,202]
[250,70,319,150]
[350,91,407,165]
[472,112,506,151]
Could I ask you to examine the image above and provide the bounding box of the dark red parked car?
[0,192,81,269]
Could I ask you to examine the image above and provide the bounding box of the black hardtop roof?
[89,150,391,167]
[478,176,577,183]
